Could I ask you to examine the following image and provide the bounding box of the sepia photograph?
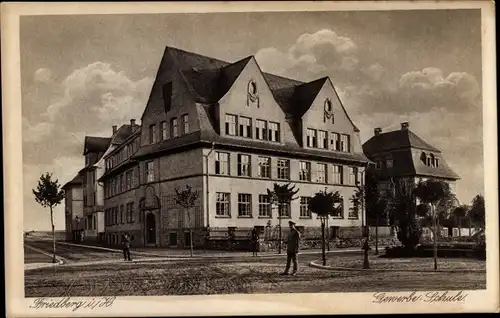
[3,1,498,316]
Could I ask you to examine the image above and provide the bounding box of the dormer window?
[386,159,394,169]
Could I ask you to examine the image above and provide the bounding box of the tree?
[32,173,65,263]
[414,179,455,270]
[363,168,388,255]
[266,183,299,254]
[452,205,469,237]
[174,185,199,257]
[387,178,422,251]
[308,190,343,265]
[469,194,485,240]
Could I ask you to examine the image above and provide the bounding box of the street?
[24,240,486,297]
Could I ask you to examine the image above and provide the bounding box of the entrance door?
[146,213,156,245]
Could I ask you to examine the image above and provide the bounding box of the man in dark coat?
[121,233,132,261]
[281,221,300,276]
[250,228,260,257]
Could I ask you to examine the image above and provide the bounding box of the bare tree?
[174,185,199,257]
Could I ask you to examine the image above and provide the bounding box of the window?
[216,192,230,216]
[258,194,271,217]
[120,174,125,192]
[116,177,121,194]
[299,161,311,181]
[332,165,343,184]
[237,154,251,177]
[114,207,118,225]
[238,194,252,217]
[225,114,237,136]
[330,132,340,151]
[277,159,290,180]
[120,205,125,224]
[130,202,135,222]
[257,156,271,178]
[126,171,132,190]
[307,129,317,148]
[268,122,280,142]
[93,215,97,229]
[300,197,312,218]
[316,163,327,183]
[215,152,230,175]
[386,159,394,169]
[169,233,178,246]
[348,167,357,185]
[182,114,189,134]
[318,130,327,149]
[145,161,155,183]
[161,121,168,140]
[149,125,156,144]
[238,116,252,138]
[171,118,178,138]
[349,199,359,219]
[340,134,350,152]
[332,199,344,218]
[435,158,440,167]
[279,202,291,218]
[256,119,267,140]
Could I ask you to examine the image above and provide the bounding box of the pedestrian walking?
[250,228,260,257]
[281,221,300,276]
[121,233,132,261]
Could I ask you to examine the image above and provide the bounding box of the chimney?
[130,119,136,126]
[401,122,409,131]
[374,128,382,136]
[112,125,117,134]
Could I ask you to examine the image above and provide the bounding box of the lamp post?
[75,216,81,242]
[360,166,369,269]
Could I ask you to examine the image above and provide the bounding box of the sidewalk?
[56,240,373,259]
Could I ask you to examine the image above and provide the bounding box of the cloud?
[255,29,364,84]
[23,62,153,165]
[34,67,54,83]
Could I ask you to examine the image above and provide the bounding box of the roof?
[363,129,441,154]
[363,128,459,180]
[62,174,82,189]
[111,124,136,145]
[83,136,111,155]
[145,46,354,123]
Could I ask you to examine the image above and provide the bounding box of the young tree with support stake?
[414,179,455,271]
[174,185,199,257]
[32,173,65,264]
[452,205,469,237]
[266,183,299,254]
[308,189,343,266]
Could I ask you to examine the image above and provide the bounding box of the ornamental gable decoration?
[324,98,334,124]
[247,79,260,108]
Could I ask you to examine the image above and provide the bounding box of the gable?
[218,57,288,124]
[303,79,358,134]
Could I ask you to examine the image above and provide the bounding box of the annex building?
[74,46,373,248]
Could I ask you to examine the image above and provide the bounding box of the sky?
[20,10,484,231]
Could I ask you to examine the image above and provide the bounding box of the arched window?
[420,152,427,164]
[249,80,257,95]
[429,154,435,167]
[325,99,333,112]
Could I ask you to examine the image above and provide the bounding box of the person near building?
[250,228,260,257]
[281,221,301,276]
[121,232,132,261]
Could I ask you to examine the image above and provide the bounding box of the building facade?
[362,123,460,229]
[96,46,371,248]
[63,175,84,242]
[79,136,111,243]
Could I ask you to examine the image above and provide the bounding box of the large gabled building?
[99,46,371,248]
